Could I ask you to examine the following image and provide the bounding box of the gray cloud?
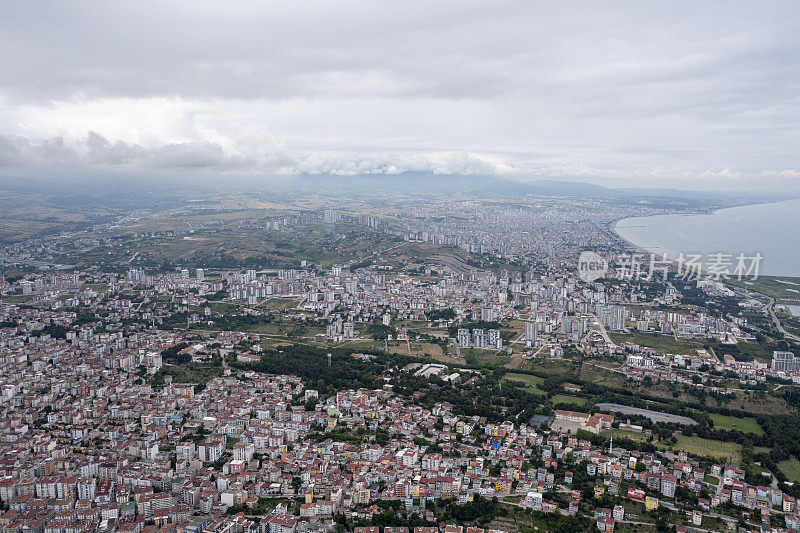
[1,1,799,189]
[0,131,295,171]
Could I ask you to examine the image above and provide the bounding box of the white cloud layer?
[1,1,799,189]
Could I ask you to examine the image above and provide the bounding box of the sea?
[613,198,800,279]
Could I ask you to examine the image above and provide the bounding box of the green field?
[260,298,300,310]
[661,435,743,461]
[0,294,34,304]
[519,357,572,374]
[550,394,587,405]
[601,428,650,442]
[153,363,222,387]
[462,349,511,369]
[579,363,625,388]
[708,413,764,435]
[608,331,702,355]
[502,373,545,395]
[779,458,800,483]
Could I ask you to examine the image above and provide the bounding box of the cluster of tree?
[393,370,541,424]
[364,322,397,340]
[231,344,411,397]
[73,307,99,325]
[783,387,800,407]
[413,436,443,454]
[205,289,228,301]
[348,504,434,529]
[30,323,69,339]
[375,427,390,446]
[161,342,191,364]
[427,308,456,321]
[150,360,222,390]
[755,413,800,472]
[224,497,284,516]
[445,495,505,524]
[307,429,368,445]
[349,259,374,271]
[203,313,275,331]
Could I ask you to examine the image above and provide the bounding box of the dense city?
[0,191,799,533]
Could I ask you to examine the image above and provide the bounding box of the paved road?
[589,314,618,347]
[765,296,800,343]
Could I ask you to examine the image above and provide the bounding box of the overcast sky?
[1,1,799,190]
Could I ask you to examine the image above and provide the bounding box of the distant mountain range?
[0,171,793,209]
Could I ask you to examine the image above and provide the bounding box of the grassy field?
[608,331,702,355]
[259,338,294,350]
[661,435,743,461]
[601,428,651,442]
[259,298,300,310]
[779,458,800,483]
[502,373,545,395]
[580,363,626,388]
[550,394,587,405]
[462,349,511,368]
[409,341,445,358]
[708,413,764,435]
[519,357,572,374]
[0,294,34,304]
[207,301,241,313]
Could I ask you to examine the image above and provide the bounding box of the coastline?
[609,198,800,279]
[606,200,740,257]
[608,217,651,256]
[609,196,799,252]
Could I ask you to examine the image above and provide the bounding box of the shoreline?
[608,198,800,279]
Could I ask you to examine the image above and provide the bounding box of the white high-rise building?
[524,321,537,343]
[472,329,487,348]
[488,329,502,349]
[597,304,627,331]
[457,329,471,348]
[324,209,339,224]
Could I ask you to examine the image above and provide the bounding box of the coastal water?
[614,198,800,277]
